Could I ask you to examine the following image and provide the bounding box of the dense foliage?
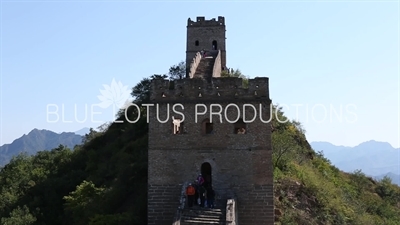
[271,107,400,224]
[1,65,399,225]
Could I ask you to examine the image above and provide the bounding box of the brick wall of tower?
[147,184,181,225]
[147,77,274,225]
[147,151,274,225]
[233,185,275,224]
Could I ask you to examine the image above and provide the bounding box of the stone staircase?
[172,182,232,225]
[193,51,218,79]
[180,206,226,225]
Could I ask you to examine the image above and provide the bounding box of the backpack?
[186,185,195,195]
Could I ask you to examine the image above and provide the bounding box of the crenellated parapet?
[150,77,269,102]
[187,16,225,27]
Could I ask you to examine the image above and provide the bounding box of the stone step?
[181,218,225,224]
[183,214,223,219]
[182,217,223,222]
[181,222,225,225]
[180,221,225,225]
[194,57,215,78]
[183,212,223,216]
[182,209,225,216]
[180,207,226,225]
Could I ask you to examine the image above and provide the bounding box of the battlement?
[150,77,269,102]
[187,16,225,27]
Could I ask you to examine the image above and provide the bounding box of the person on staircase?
[204,174,211,188]
[193,180,199,206]
[199,184,206,207]
[197,174,205,186]
[206,185,215,209]
[186,183,196,208]
[196,174,207,207]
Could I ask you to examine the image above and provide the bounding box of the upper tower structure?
[186,16,227,75]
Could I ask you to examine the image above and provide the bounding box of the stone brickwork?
[232,184,274,224]
[186,16,226,75]
[148,78,274,224]
[148,184,182,225]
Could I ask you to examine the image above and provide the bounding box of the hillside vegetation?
[1,65,400,225]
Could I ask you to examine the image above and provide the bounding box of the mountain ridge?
[312,140,399,149]
[0,128,84,166]
[310,140,400,185]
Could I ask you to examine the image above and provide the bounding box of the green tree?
[89,213,136,225]
[221,68,249,88]
[130,74,168,104]
[83,128,102,144]
[350,170,372,196]
[272,130,300,170]
[0,205,36,225]
[63,180,106,225]
[168,61,186,79]
[375,176,400,205]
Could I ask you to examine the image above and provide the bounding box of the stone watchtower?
[147,16,274,225]
[186,16,227,75]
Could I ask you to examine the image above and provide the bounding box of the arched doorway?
[201,162,212,187]
[212,40,217,50]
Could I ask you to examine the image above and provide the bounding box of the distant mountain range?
[311,140,400,185]
[0,128,90,167]
[1,128,398,186]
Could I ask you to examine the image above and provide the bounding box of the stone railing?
[188,52,202,78]
[212,50,222,78]
[225,198,238,225]
[172,181,189,225]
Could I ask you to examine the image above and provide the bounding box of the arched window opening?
[172,117,184,134]
[202,118,214,134]
[234,118,247,134]
[201,162,212,187]
[195,40,199,46]
[212,40,217,50]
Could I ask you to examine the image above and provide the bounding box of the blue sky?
[1,1,399,148]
